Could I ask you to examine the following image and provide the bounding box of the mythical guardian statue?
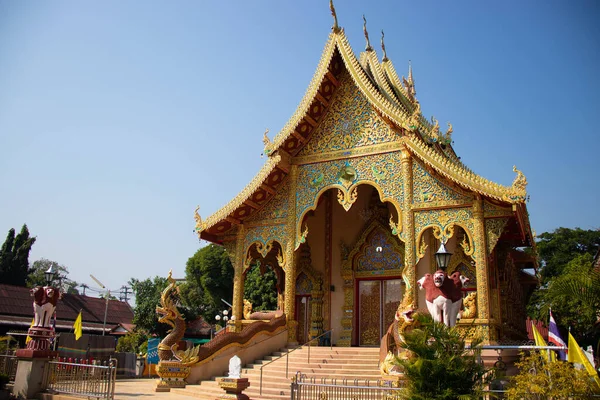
[379,296,418,375]
[31,286,60,328]
[156,270,200,365]
[418,270,468,327]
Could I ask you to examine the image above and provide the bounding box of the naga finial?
[329,0,340,32]
[512,165,528,191]
[430,117,440,142]
[194,206,204,238]
[262,128,274,157]
[443,122,453,145]
[362,15,372,51]
[381,30,388,61]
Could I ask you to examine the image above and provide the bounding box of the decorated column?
[284,165,299,342]
[472,196,490,321]
[231,226,246,332]
[400,146,417,307]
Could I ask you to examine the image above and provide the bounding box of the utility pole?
[119,286,131,303]
[80,283,89,296]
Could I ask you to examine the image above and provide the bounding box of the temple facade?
[194,13,536,346]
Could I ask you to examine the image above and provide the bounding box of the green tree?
[0,225,36,286]
[179,244,234,323]
[543,253,600,347]
[116,330,148,354]
[395,314,491,400]
[243,263,278,311]
[27,258,79,294]
[506,351,594,399]
[536,227,600,284]
[129,276,169,336]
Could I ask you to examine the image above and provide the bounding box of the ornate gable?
[296,71,401,159]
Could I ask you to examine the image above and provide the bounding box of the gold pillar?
[400,147,417,306]
[231,225,245,332]
[473,196,490,320]
[284,165,299,342]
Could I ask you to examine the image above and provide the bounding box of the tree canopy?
[179,244,234,323]
[0,225,36,286]
[536,227,600,283]
[28,258,79,294]
[243,263,278,311]
[528,227,600,348]
[129,276,169,336]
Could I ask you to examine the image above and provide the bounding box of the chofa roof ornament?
[362,15,372,51]
[329,0,340,33]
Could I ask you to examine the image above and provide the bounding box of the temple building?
[194,8,536,346]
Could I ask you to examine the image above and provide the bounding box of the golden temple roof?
[195,20,529,240]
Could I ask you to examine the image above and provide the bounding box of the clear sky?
[0,1,598,296]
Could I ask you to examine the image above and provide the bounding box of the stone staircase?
[172,346,381,399]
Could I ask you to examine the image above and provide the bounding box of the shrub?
[395,314,492,400]
[505,350,595,399]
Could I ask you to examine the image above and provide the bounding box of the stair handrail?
[259,329,333,396]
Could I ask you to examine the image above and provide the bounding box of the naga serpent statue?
[156,270,199,365]
[379,295,418,375]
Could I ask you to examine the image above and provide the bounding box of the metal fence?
[291,373,406,400]
[0,354,17,382]
[45,357,117,400]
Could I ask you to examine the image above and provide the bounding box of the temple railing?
[0,354,17,383]
[290,372,406,400]
[196,312,286,363]
[44,357,117,400]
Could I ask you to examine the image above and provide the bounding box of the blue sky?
[0,1,598,295]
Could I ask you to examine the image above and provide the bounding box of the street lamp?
[435,242,453,271]
[90,275,110,336]
[44,265,56,285]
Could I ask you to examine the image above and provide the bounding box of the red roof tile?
[0,284,133,327]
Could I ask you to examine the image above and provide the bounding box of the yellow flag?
[73,311,83,341]
[25,318,34,344]
[567,332,600,391]
[532,323,555,362]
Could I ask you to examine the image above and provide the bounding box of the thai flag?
[549,310,567,360]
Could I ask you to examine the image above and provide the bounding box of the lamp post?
[214,309,235,337]
[435,242,453,271]
[90,275,110,336]
[44,265,56,285]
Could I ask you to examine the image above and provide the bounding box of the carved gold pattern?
[298,72,400,157]
[485,218,509,256]
[416,234,428,260]
[295,152,404,248]
[246,178,290,222]
[199,29,527,240]
[198,154,281,234]
[340,220,405,346]
[400,148,416,308]
[231,226,246,329]
[461,292,477,319]
[483,201,513,218]
[472,197,490,320]
[284,165,299,342]
[337,186,358,211]
[404,137,527,203]
[243,224,286,259]
[414,208,475,248]
[412,160,473,207]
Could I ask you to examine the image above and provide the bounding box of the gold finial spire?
[381,30,388,61]
[402,60,417,102]
[329,0,340,32]
[362,15,372,51]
